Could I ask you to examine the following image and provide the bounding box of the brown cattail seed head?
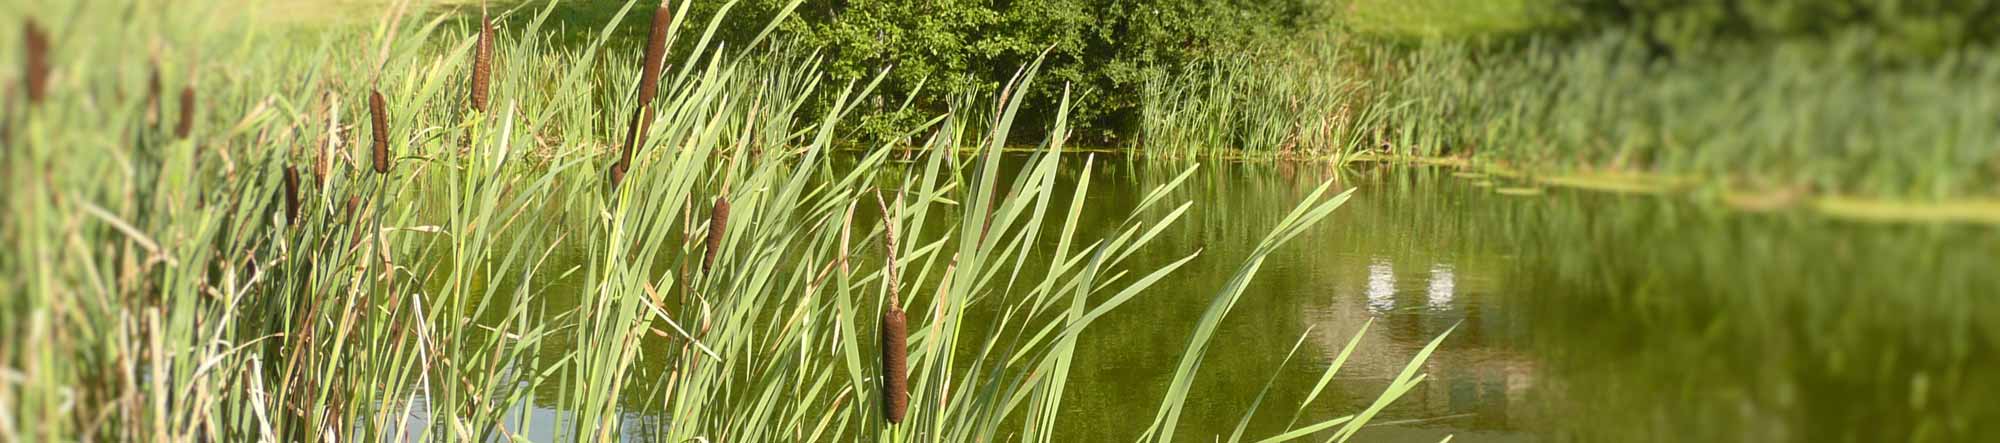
[176,86,195,139]
[614,2,672,189]
[146,62,162,126]
[22,19,48,105]
[469,14,492,113]
[283,166,301,226]
[638,3,670,106]
[703,195,730,271]
[881,303,908,424]
[608,161,628,188]
[369,90,390,174]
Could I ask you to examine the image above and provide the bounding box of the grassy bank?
[1141,0,2000,206]
[0,0,1447,441]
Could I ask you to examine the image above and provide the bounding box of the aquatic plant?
[175,85,193,139]
[612,2,674,188]
[21,19,48,105]
[877,192,909,425]
[283,165,301,226]
[702,195,729,271]
[369,89,389,174]
[469,13,492,113]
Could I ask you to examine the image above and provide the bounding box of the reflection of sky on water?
[386,376,657,442]
[1365,259,1457,313]
[1367,258,1396,313]
[1427,263,1455,310]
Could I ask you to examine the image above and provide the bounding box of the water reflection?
[1426,263,1454,311]
[1368,259,1398,313]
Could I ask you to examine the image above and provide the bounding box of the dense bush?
[677,0,1327,143]
[1559,0,2000,60]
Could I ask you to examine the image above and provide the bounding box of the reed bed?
[0,1,1438,442]
[1143,15,2000,201]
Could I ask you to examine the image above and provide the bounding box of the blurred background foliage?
[1558,0,1999,60]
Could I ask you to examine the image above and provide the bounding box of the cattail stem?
[22,19,48,105]
[611,3,673,188]
[703,195,730,271]
[176,86,195,139]
[469,14,492,113]
[369,90,390,174]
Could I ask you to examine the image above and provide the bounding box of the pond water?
[1042,159,1999,442]
[480,157,1997,442]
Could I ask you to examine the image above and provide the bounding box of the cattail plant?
[878,193,909,425]
[703,195,730,271]
[22,19,48,105]
[146,62,162,127]
[469,13,492,113]
[175,86,195,139]
[610,2,672,188]
[283,166,301,226]
[369,89,390,174]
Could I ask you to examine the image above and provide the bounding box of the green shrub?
[671,0,1327,143]
[1559,0,2000,60]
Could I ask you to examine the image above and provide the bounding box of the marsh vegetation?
[3,0,1995,442]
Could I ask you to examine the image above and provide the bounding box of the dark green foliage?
[1559,0,2000,60]
[671,0,1326,143]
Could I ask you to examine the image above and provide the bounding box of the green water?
[495,157,1996,441]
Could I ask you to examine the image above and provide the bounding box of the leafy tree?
[676,0,1326,143]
